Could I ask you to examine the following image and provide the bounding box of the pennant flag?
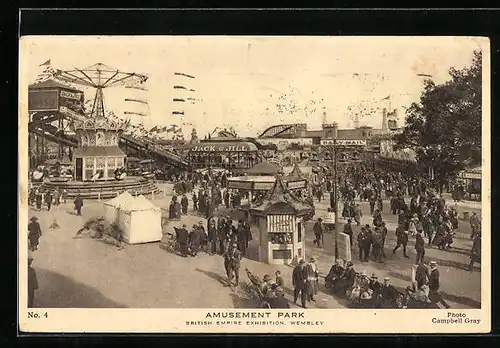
[172,111,185,115]
[125,85,148,91]
[417,73,433,78]
[381,95,391,100]
[124,111,148,117]
[173,85,188,90]
[188,88,195,92]
[158,126,168,133]
[173,98,186,102]
[39,59,51,66]
[150,126,158,133]
[174,72,195,79]
[175,127,183,133]
[125,98,148,104]
[166,126,177,133]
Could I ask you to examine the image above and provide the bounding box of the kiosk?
[250,174,314,265]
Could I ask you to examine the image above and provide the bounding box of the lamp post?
[332,139,339,259]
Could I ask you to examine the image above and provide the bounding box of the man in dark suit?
[176,224,189,257]
[429,261,451,308]
[74,194,84,216]
[415,230,426,264]
[224,244,242,287]
[292,259,308,308]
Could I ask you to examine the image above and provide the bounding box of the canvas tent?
[103,191,162,244]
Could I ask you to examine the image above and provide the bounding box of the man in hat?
[74,194,84,216]
[343,219,354,250]
[468,233,481,271]
[380,221,388,258]
[306,257,319,302]
[380,277,399,308]
[189,224,202,256]
[369,273,383,302]
[223,243,242,287]
[357,227,370,262]
[275,270,284,291]
[312,218,324,248]
[415,261,430,292]
[428,261,451,308]
[217,217,227,255]
[415,230,426,265]
[325,259,345,292]
[260,274,273,297]
[177,224,189,257]
[470,212,480,239]
[28,217,42,251]
[354,204,363,226]
[180,194,189,215]
[393,223,409,258]
[236,220,248,255]
[292,259,308,308]
[192,191,198,211]
[44,190,53,211]
[28,254,38,308]
[338,261,356,295]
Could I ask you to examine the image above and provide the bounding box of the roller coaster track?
[258,124,295,138]
[28,116,190,169]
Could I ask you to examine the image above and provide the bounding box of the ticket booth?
[250,175,314,265]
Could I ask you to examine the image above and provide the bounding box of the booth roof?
[29,79,83,93]
[73,146,126,158]
[135,195,160,211]
[247,161,280,176]
[105,191,135,208]
[250,174,313,216]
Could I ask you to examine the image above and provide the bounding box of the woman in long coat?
[28,217,42,251]
[305,258,319,301]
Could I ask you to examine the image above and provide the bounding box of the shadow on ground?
[33,268,127,308]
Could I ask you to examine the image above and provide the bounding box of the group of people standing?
[28,187,67,211]
[291,258,320,308]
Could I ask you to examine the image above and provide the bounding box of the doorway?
[75,158,83,181]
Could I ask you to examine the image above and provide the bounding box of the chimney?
[382,108,388,132]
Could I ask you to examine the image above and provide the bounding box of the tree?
[394,50,482,191]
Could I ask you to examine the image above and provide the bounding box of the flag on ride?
[381,95,391,100]
[175,127,183,134]
[174,72,195,79]
[39,59,51,66]
[172,111,184,115]
[149,126,158,133]
[166,126,176,133]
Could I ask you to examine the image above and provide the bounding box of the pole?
[333,139,339,260]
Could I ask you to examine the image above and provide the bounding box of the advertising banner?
[28,89,59,112]
[337,232,352,262]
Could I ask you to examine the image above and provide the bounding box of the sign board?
[461,172,481,180]
[253,182,275,191]
[268,215,295,233]
[60,90,83,101]
[28,89,59,112]
[320,139,367,146]
[337,232,352,262]
[190,143,256,152]
[286,180,307,190]
[323,211,336,224]
[226,180,253,190]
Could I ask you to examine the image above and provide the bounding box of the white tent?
[103,191,135,227]
[104,192,162,244]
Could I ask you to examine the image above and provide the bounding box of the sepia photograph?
[18,35,490,333]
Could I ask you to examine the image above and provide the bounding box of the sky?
[21,36,484,138]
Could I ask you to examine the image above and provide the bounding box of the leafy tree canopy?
[394,50,482,182]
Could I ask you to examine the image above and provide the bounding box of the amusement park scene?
[23,37,483,310]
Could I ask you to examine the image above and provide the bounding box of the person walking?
[223,244,242,287]
[415,230,426,265]
[428,261,451,308]
[28,217,42,251]
[45,190,53,211]
[312,218,324,248]
[28,254,38,308]
[470,212,480,239]
[74,194,83,216]
[180,194,189,215]
[343,219,354,250]
[393,223,410,258]
[292,259,308,308]
[207,218,218,255]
